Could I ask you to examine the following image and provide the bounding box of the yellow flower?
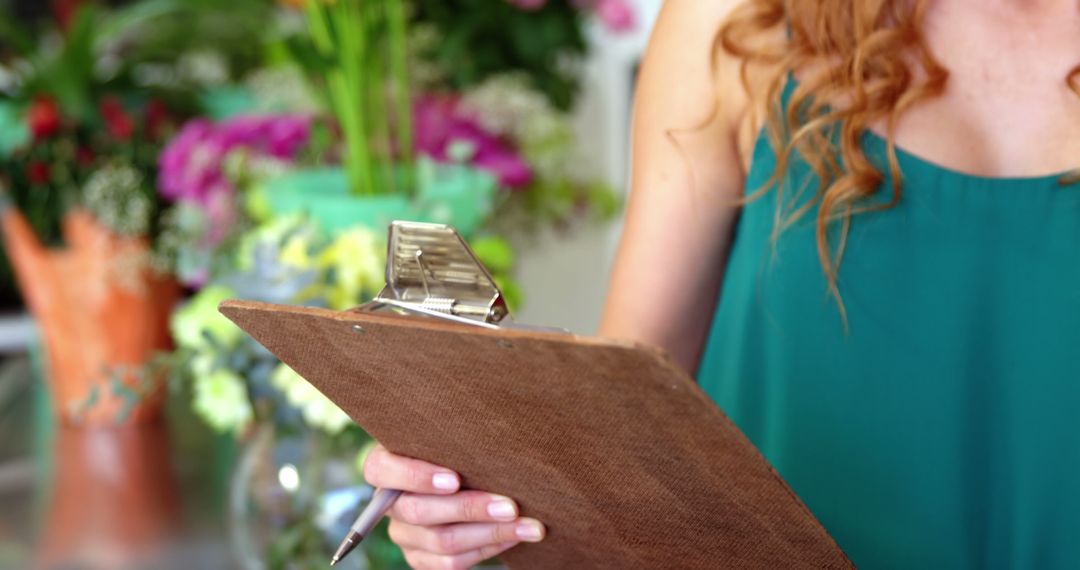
[271,363,352,434]
[318,227,386,310]
[280,231,317,270]
[193,369,254,435]
[171,286,243,351]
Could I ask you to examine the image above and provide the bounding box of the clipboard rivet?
[351,325,365,334]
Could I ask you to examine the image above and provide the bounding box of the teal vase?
[259,168,418,234]
[259,161,497,236]
[0,101,28,156]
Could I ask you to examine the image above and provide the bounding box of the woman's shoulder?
[640,0,783,169]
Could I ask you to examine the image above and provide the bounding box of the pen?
[330,487,404,566]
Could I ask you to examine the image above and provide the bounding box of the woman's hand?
[364,444,546,570]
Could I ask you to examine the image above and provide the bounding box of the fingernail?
[432,472,458,491]
[487,499,517,520]
[515,520,544,542]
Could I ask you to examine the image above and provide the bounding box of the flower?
[158,115,311,207]
[26,161,50,185]
[592,0,635,33]
[26,97,62,140]
[100,97,136,141]
[155,202,214,286]
[458,74,582,183]
[270,363,352,435]
[82,163,153,237]
[317,227,385,310]
[244,67,322,115]
[224,216,323,302]
[158,119,220,204]
[177,51,231,88]
[193,365,254,435]
[76,146,95,168]
[171,285,244,351]
[509,0,547,9]
[144,99,173,141]
[414,96,533,189]
[511,0,635,33]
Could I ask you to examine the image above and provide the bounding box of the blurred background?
[0,0,661,568]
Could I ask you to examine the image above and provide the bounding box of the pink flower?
[414,97,533,189]
[566,0,636,33]
[158,119,224,205]
[594,0,635,33]
[508,0,547,9]
[158,115,311,206]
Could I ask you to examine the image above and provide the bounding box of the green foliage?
[16,6,100,119]
[472,234,523,311]
[101,0,273,78]
[281,0,413,197]
[471,235,515,274]
[412,0,589,110]
[0,1,279,307]
[492,178,622,236]
[0,99,174,246]
[1,0,275,117]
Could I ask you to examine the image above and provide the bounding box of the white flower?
[83,163,152,237]
[458,73,552,140]
[193,368,254,435]
[244,67,322,114]
[178,50,230,87]
[271,363,352,435]
[458,74,584,183]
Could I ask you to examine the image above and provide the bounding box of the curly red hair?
[715,1,1080,319]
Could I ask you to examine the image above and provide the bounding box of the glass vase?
[229,423,402,570]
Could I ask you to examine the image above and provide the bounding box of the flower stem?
[387,0,413,196]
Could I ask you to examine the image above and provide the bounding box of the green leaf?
[494,275,524,312]
[0,11,34,54]
[470,236,515,274]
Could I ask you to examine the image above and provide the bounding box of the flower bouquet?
[155,0,631,567]
[168,216,394,569]
[0,88,190,569]
[0,90,182,425]
[0,5,299,562]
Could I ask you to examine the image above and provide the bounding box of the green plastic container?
[0,101,29,156]
[259,160,498,236]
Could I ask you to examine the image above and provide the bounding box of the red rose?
[53,0,84,29]
[26,162,50,185]
[27,97,62,140]
[99,97,135,141]
[145,99,171,140]
[76,146,95,167]
[108,114,135,140]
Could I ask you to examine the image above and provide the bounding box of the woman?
[363,0,1080,567]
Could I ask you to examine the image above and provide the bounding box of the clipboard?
[220,221,852,569]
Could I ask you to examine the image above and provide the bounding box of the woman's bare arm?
[599,0,753,374]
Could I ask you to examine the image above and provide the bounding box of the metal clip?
[358,221,510,328]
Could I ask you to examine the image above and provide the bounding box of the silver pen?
[330,487,404,566]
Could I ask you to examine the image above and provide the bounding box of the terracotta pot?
[35,423,182,569]
[2,205,185,566]
[1,207,180,426]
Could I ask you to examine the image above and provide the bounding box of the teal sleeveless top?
[697,81,1080,569]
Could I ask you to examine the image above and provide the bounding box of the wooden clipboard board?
[221,299,852,569]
